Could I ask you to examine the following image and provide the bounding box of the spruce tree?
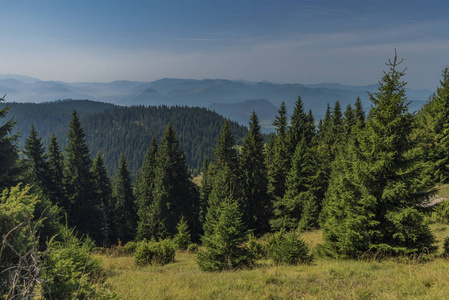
[287,96,309,157]
[343,104,355,140]
[240,112,270,235]
[418,67,449,183]
[354,97,365,128]
[322,52,435,257]
[92,153,113,246]
[47,133,65,207]
[136,138,158,240]
[173,215,191,250]
[204,121,242,236]
[272,138,318,231]
[63,110,101,243]
[112,153,136,243]
[148,123,198,239]
[268,102,290,199]
[0,96,20,191]
[198,158,212,226]
[198,193,253,271]
[23,125,51,195]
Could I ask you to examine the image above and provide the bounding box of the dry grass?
[98,224,449,299]
[191,174,203,187]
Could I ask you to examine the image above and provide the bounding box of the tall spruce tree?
[92,153,113,246]
[23,125,51,195]
[240,112,270,235]
[204,121,242,236]
[148,123,199,239]
[287,96,309,157]
[343,104,356,140]
[198,193,253,271]
[64,110,101,243]
[112,153,136,243]
[136,138,158,240]
[354,97,365,128]
[47,133,65,207]
[271,138,319,231]
[198,158,212,226]
[322,52,435,257]
[268,102,289,199]
[417,67,449,183]
[0,96,20,191]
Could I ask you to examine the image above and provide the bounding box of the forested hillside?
[2,55,449,299]
[1,100,248,176]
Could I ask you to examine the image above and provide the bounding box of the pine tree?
[204,121,242,236]
[240,112,270,235]
[148,123,198,239]
[173,215,191,250]
[63,110,101,243]
[112,153,136,243]
[0,96,21,191]
[47,133,65,207]
[268,102,290,199]
[418,67,449,183]
[354,97,365,128]
[271,138,318,231]
[343,104,355,140]
[92,153,113,246]
[322,52,435,257]
[287,96,309,157]
[198,158,212,226]
[197,193,253,271]
[136,138,158,240]
[23,125,51,195]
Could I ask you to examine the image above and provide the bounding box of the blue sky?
[0,0,448,89]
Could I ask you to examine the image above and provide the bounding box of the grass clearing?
[98,224,449,299]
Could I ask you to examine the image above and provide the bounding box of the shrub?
[134,239,176,266]
[270,230,312,265]
[247,234,265,259]
[41,226,116,299]
[173,216,191,251]
[187,243,199,253]
[444,237,449,256]
[197,196,254,271]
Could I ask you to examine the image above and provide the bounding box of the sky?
[0,0,448,89]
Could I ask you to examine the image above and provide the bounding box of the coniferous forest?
[3,54,449,298]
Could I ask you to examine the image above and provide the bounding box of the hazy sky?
[0,0,448,89]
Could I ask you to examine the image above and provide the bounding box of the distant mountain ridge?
[0,74,433,129]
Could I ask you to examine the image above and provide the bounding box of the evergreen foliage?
[111,154,136,243]
[134,239,176,266]
[272,139,319,231]
[23,125,51,195]
[0,96,21,191]
[92,153,113,247]
[198,158,212,226]
[270,230,312,265]
[417,67,449,183]
[136,138,158,240]
[322,52,435,257]
[240,112,270,235]
[268,102,290,199]
[197,194,253,272]
[147,123,199,240]
[47,133,65,207]
[63,110,101,244]
[173,215,192,250]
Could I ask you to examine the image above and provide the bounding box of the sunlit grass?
[98,224,449,299]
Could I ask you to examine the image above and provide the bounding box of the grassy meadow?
[96,223,449,299]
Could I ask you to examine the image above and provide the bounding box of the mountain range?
[0,75,433,130]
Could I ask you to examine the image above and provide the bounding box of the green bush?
[41,226,116,299]
[247,234,265,259]
[173,216,191,250]
[123,241,139,254]
[270,231,312,265]
[444,237,449,256]
[134,239,176,266]
[187,243,199,253]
